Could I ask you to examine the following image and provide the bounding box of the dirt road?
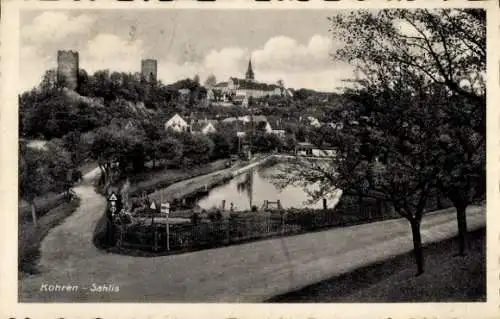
[19,170,486,302]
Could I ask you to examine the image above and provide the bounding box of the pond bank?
[147,154,275,204]
[129,153,327,211]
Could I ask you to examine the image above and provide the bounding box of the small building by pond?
[295,142,315,156]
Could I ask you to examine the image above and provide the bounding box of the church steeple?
[245,58,255,81]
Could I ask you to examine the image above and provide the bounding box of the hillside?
[19,87,158,139]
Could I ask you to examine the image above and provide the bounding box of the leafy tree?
[90,128,119,184]
[208,132,233,160]
[19,89,105,138]
[179,133,214,166]
[88,70,112,102]
[62,131,88,167]
[77,69,90,96]
[90,122,148,183]
[204,74,217,88]
[158,135,184,167]
[275,79,443,275]
[19,145,49,226]
[141,122,163,168]
[40,69,58,92]
[329,8,486,256]
[251,132,283,154]
[193,74,200,84]
[283,134,297,153]
[429,93,485,255]
[20,90,73,139]
[19,142,73,226]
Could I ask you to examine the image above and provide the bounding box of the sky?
[20,9,355,93]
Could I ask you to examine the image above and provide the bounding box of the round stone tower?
[141,59,158,83]
[57,50,79,91]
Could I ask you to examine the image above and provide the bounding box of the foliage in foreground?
[274,8,485,275]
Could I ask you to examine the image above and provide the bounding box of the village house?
[232,94,249,108]
[252,115,268,123]
[213,82,230,94]
[190,119,218,135]
[255,120,273,134]
[221,115,276,136]
[206,89,215,101]
[327,122,344,130]
[304,116,321,128]
[270,129,286,138]
[295,142,315,156]
[164,113,189,132]
[222,115,253,124]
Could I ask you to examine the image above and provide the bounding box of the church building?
[209,59,290,105]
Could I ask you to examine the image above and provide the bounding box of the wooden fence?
[110,192,453,253]
[112,201,395,253]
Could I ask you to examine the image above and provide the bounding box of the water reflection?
[197,164,341,211]
[236,171,254,208]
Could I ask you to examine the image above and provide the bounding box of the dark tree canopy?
[274,9,486,273]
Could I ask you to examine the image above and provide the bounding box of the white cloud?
[154,35,351,90]
[204,47,248,78]
[157,61,202,84]
[156,47,248,85]
[22,12,94,44]
[19,45,55,92]
[252,34,335,72]
[19,33,353,93]
[83,33,145,73]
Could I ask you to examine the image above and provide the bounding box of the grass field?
[18,198,81,276]
[19,193,67,222]
[268,228,486,303]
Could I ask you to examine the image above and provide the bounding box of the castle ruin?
[57,50,79,91]
[141,59,157,83]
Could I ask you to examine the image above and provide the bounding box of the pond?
[196,163,342,211]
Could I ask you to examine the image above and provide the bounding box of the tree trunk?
[436,192,443,209]
[409,218,424,275]
[30,201,38,227]
[456,205,468,256]
[376,199,382,218]
[358,194,363,217]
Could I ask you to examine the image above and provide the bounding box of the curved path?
[19,169,486,302]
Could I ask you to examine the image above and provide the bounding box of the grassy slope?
[18,198,81,276]
[128,159,229,195]
[268,228,486,303]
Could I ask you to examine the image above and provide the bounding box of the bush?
[19,198,81,274]
[191,213,201,225]
[208,210,223,221]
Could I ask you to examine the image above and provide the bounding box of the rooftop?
[191,122,215,132]
[213,82,229,88]
[230,78,281,91]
